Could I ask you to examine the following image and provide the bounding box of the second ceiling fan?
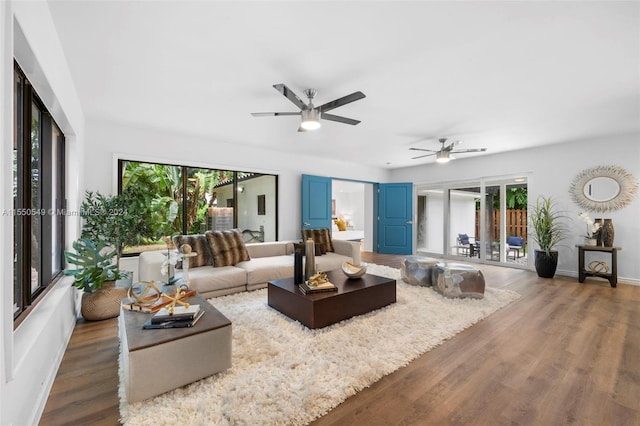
[410,138,487,163]
[251,84,366,132]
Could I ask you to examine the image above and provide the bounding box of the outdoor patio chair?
[457,234,480,257]
[507,236,525,259]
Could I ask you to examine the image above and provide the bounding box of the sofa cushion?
[184,265,247,294]
[235,255,294,286]
[206,229,251,267]
[315,252,350,273]
[172,234,212,268]
[301,228,334,253]
[245,241,290,258]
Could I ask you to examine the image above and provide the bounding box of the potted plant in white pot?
[529,196,569,278]
[64,238,127,320]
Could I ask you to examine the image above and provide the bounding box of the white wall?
[237,176,276,241]
[363,184,374,251]
[391,134,640,283]
[86,118,390,242]
[1,2,85,425]
[449,193,477,249]
[425,192,444,253]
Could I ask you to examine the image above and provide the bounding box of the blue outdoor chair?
[507,236,525,259]
[458,233,480,257]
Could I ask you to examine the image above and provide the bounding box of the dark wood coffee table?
[267,270,396,329]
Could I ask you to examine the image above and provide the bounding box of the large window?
[118,160,278,253]
[13,63,66,319]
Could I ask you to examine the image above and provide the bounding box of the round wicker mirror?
[570,165,638,212]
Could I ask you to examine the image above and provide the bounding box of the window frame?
[117,159,279,254]
[13,62,66,321]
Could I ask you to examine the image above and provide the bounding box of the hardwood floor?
[40,253,640,425]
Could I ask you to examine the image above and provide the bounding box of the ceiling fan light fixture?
[436,151,450,163]
[300,108,321,131]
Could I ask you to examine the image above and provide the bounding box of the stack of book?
[142,304,205,329]
[298,280,337,294]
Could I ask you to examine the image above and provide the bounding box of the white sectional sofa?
[139,238,361,299]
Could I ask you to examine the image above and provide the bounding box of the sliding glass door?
[484,183,501,263]
[416,176,528,267]
[448,183,481,259]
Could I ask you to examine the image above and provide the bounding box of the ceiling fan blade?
[411,153,436,160]
[273,84,306,110]
[318,91,366,113]
[409,147,438,153]
[251,112,301,117]
[451,148,487,153]
[321,113,361,125]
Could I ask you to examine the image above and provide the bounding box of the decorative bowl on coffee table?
[341,261,367,278]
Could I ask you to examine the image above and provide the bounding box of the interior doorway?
[331,180,374,251]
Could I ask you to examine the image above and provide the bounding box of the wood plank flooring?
[40,253,640,425]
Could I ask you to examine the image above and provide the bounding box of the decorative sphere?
[180,244,192,254]
[342,261,367,279]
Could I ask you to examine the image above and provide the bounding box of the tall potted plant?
[64,238,127,320]
[529,196,568,278]
[80,187,153,283]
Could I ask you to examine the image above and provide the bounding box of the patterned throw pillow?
[172,234,213,269]
[205,229,251,267]
[301,228,334,253]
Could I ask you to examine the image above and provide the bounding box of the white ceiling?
[47,1,639,169]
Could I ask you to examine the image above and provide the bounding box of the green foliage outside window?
[119,161,259,252]
[475,187,528,210]
[506,187,528,209]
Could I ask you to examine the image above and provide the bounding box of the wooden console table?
[577,245,621,288]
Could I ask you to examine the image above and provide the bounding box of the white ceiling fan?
[409,138,487,163]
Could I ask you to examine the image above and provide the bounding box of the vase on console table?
[601,219,614,247]
[594,218,603,246]
[584,238,597,246]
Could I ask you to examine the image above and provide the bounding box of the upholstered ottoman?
[432,263,485,299]
[119,294,232,402]
[401,256,439,287]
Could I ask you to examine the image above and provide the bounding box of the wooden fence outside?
[475,209,527,241]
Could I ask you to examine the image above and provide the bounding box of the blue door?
[301,174,332,232]
[378,183,413,254]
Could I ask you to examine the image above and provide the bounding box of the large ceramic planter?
[534,250,558,278]
[81,281,128,321]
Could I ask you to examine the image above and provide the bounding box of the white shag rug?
[119,264,520,425]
